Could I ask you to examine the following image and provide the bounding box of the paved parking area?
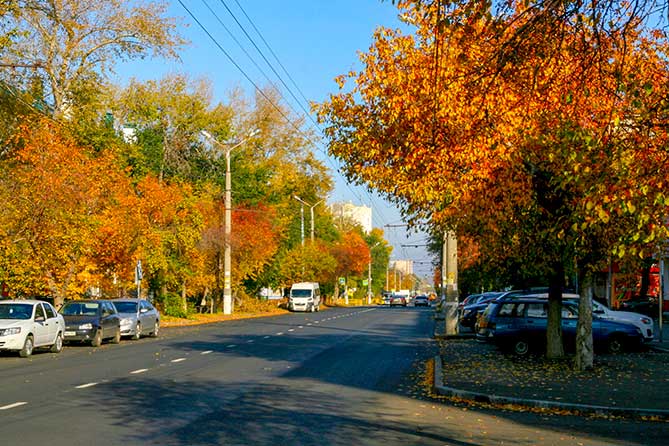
[439,338,669,411]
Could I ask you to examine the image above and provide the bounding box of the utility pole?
[442,230,459,335]
[201,129,259,314]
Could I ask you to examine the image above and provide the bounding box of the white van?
[289,282,321,312]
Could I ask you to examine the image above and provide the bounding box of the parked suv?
[477,297,643,355]
[60,300,121,346]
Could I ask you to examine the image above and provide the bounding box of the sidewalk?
[433,317,669,418]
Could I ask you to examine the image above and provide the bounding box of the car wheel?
[50,332,63,353]
[512,339,530,356]
[91,330,103,347]
[111,328,121,344]
[19,335,34,358]
[608,335,626,354]
[132,323,142,340]
[150,321,159,338]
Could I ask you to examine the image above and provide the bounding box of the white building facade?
[331,201,372,234]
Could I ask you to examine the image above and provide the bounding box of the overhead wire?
[184,0,394,230]
[216,0,394,229]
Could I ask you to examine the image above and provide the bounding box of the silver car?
[111,299,160,340]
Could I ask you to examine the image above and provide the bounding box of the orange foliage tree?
[329,231,371,301]
[317,2,669,364]
[0,119,129,306]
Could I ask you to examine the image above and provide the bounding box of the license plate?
[64,331,76,336]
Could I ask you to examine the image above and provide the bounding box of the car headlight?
[640,317,652,325]
[79,323,93,330]
[0,327,21,336]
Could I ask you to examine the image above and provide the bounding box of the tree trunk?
[546,262,565,359]
[181,280,187,314]
[575,273,594,371]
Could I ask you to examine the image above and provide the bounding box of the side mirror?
[140,308,148,314]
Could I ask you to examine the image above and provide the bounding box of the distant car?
[413,295,430,307]
[389,295,407,307]
[477,297,644,355]
[0,300,65,357]
[60,300,121,346]
[112,298,160,340]
[381,294,392,305]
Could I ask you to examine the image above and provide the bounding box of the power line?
[180,1,395,231]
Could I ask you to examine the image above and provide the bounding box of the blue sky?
[114,0,434,278]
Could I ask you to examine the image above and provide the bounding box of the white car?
[523,293,655,342]
[0,300,65,357]
[591,300,654,342]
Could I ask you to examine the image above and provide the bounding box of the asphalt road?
[0,305,667,445]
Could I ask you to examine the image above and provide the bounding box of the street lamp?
[201,128,259,315]
[293,196,324,243]
[367,242,380,305]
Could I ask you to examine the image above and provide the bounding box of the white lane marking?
[263,335,270,339]
[247,340,254,343]
[130,368,149,374]
[287,329,295,332]
[314,321,319,324]
[201,350,213,355]
[0,402,27,410]
[276,332,284,335]
[227,344,237,348]
[298,326,304,329]
[307,323,312,326]
[75,382,98,389]
[171,358,187,363]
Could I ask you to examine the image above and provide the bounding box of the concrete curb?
[433,355,669,419]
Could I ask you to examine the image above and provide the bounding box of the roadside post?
[134,260,143,299]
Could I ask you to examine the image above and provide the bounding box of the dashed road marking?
[263,335,270,339]
[0,402,27,410]
[307,323,312,326]
[288,329,295,332]
[247,340,254,343]
[130,368,149,374]
[171,358,187,363]
[298,326,304,329]
[201,350,213,355]
[227,344,237,348]
[276,332,284,335]
[75,382,98,389]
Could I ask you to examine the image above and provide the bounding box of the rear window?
[114,302,138,313]
[497,303,526,317]
[482,302,500,319]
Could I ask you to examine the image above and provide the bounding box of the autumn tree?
[0,0,184,118]
[317,1,669,367]
[0,118,129,306]
[329,231,371,302]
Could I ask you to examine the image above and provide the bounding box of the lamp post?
[293,196,305,246]
[293,196,324,243]
[367,242,380,305]
[201,129,259,314]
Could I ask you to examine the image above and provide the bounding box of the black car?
[60,300,121,346]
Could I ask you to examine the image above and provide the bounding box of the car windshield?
[0,303,33,320]
[291,290,312,298]
[113,302,138,313]
[61,302,99,316]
